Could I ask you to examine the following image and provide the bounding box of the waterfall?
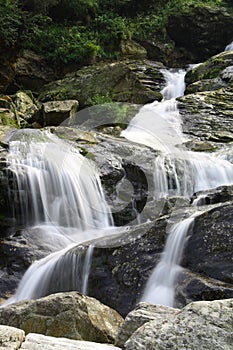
[225,41,233,51]
[7,130,113,230]
[122,68,233,307]
[3,130,115,305]
[141,216,195,307]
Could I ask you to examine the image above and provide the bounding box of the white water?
[121,69,186,152]
[225,41,233,51]
[122,68,233,306]
[141,216,194,306]
[3,130,115,305]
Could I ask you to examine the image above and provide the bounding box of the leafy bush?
[25,25,100,66]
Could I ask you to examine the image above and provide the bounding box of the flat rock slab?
[0,325,25,349]
[21,333,122,350]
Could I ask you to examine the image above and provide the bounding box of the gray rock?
[21,333,121,350]
[43,100,79,126]
[115,302,178,347]
[0,325,25,350]
[0,292,123,344]
[125,299,233,350]
[178,88,233,142]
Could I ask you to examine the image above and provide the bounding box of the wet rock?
[0,292,123,343]
[176,270,233,308]
[183,202,233,284]
[124,299,233,350]
[39,61,164,108]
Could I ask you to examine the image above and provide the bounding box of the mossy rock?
[39,61,164,108]
[185,51,233,93]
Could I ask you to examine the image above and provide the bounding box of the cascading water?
[3,130,115,305]
[141,216,195,306]
[122,68,233,306]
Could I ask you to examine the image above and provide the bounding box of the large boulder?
[0,292,123,343]
[38,60,165,108]
[166,5,233,63]
[124,299,233,350]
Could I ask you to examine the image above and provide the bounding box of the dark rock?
[176,270,233,308]
[166,5,233,63]
[7,50,58,93]
[183,202,233,284]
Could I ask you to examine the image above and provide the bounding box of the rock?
[166,5,233,63]
[0,292,123,343]
[183,202,233,284]
[38,60,164,108]
[120,39,147,59]
[115,302,178,348]
[191,185,233,206]
[8,50,57,93]
[21,333,121,350]
[176,270,233,308]
[124,299,233,350]
[0,325,25,349]
[43,100,79,126]
[178,88,233,142]
[0,109,17,127]
[185,51,233,94]
[12,91,41,125]
[0,49,17,93]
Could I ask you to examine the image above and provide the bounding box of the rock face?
[124,299,233,350]
[38,60,164,108]
[166,5,233,63]
[178,88,233,142]
[8,50,57,93]
[183,202,233,284]
[0,292,123,343]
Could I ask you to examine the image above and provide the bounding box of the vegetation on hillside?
[0,0,231,67]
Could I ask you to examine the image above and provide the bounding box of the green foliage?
[87,92,113,105]
[0,0,232,69]
[25,25,100,66]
